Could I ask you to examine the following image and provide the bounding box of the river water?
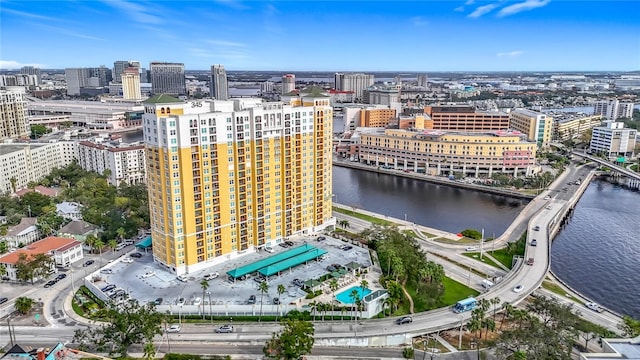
[333,167,640,318]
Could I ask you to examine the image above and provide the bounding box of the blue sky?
[1,0,638,71]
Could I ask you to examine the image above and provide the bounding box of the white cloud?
[206,40,247,47]
[2,8,60,21]
[213,0,250,10]
[497,0,551,17]
[497,50,524,57]
[411,16,429,26]
[465,0,475,4]
[468,3,499,18]
[0,60,48,69]
[454,6,466,12]
[101,0,163,24]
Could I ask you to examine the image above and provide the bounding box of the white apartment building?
[0,141,77,194]
[281,74,296,94]
[593,99,635,120]
[334,73,375,99]
[0,88,30,141]
[77,139,146,186]
[0,74,38,87]
[363,85,400,106]
[589,121,637,158]
[1,217,40,248]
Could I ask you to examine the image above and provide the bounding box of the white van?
[481,279,494,289]
[115,243,127,251]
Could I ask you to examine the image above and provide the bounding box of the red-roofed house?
[13,186,61,198]
[0,236,83,282]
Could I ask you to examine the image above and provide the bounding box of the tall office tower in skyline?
[281,74,296,95]
[593,99,634,120]
[417,74,428,87]
[142,94,334,274]
[113,61,141,83]
[65,68,90,95]
[0,88,29,141]
[150,62,186,96]
[20,66,41,85]
[334,73,375,99]
[210,64,229,100]
[122,67,142,100]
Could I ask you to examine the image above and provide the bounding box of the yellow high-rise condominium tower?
[142,94,335,274]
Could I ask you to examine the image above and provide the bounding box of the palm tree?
[309,300,318,321]
[108,239,118,253]
[382,296,393,316]
[329,279,339,303]
[85,234,97,253]
[467,317,482,340]
[14,297,34,315]
[275,284,285,321]
[257,280,269,321]
[490,297,501,320]
[94,239,105,264]
[9,177,17,194]
[200,279,209,320]
[116,227,126,242]
[349,289,360,324]
[341,220,350,229]
[360,279,369,295]
[0,264,7,279]
[481,317,496,339]
[500,302,514,330]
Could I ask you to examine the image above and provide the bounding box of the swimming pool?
[336,286,372,304]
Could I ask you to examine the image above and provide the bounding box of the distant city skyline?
[1,1,638,72]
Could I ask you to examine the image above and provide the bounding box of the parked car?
[215,325,234,333]
[273,297,280,305]
[526,258,534,266]
[130,253,143,258]
[203,272,219,281]
[285,241,295,247]
[0,297,8,305]
[264,246,274,253]
[56,273,67,280]
[154,297,163,305]
[513,285,524,293]
[123,239,135,245]
[342,245,353,251]
[465,246,478,251]
[530,239,537,247]
[279,243,290,248]
[293,279,304,287]
[192,297,202,306]
[396,316,413,325]
[176,274,188,282]
[326,265,337,272]
[316,236,326,241]
[100,269,113,274]
[533,225,540,231]
[101,284,116,292]
[83,260,95,267]
[44,280,56,288]
[545,205,552,210]
[165,324,181,333]
[247,295,256,304]
[141,271,155,278]
[121,257,133,263]
[544,195,551,200]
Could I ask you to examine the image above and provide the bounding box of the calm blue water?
[336,286,372,304]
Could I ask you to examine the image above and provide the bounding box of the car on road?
[293,279,304,287]
[154,297,163,305]
[247,295,256,304]
[285,240,295,247]
[562,187,569,192]
[56,273,67,280]
[278,242,290,248]
[0,297,8,305]
[545,205,552,210]
[141,271,155,278]
[533,225,540,231]
[83,260,95,267]
[215,325,234,333]
[342,245,353,251]
[100,269,113,274]
[130,253,143,258]
[165,324,181,333]
[316,236,326,241]
[264,246,274,253]
[203,272,219,281]
[273,297,280,305]
[192,297,202,306]
[526,258,534,266]
[530,239,537,247]
[176,297,185,306]
[176,274,188,282]
[513,285,524,293]
[121,257,133,263]
[465,246,478,251]
[544,195,551,200]
[44,280,56,288]
[396,316,413,325]
[584,302,604,313]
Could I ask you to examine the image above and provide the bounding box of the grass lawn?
[462,252,503,269]
[439,276,480,307]
[434,237,478,244]
[486,249,515,269]
[421,231,436,238]
[542,281,581,304]
[333,207,394,226]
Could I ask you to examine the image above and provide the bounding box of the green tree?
[0,264,7,279]
[107,239,118,253]
[14,297,34,314]
[73,300,165,357]
[402,347,414,359]
[263,319,314,360]
[94,238,105,262]
[258,280,269,321]
[116,227,126,241]
[576,319,607,351]
[618,315,640,337]
[30,124,51,139]
[200,279,209,320]
[276,284,286,321]
[143,342,155,360]
[9,177,17,193]
[0,241,8,255]
[85,234,97,253]
[329,279,339,303]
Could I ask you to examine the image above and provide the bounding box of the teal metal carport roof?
[258,248,328,277]
[226,243,316,279]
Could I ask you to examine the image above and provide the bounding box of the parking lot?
[89,235,373,308]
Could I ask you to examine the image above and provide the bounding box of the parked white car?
[141,271,155,279]
[203,272,219,281]
[121,258,133,264]
[177,274,188,282]
[193,297,202,306]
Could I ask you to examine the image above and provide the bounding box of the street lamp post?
[458,315,464,350]
[207,293,213,325]
[179,305,183,325]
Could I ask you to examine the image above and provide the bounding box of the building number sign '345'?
[191,101,203,108]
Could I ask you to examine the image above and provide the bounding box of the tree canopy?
[73,300,165,357]
[263,319,315,360]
